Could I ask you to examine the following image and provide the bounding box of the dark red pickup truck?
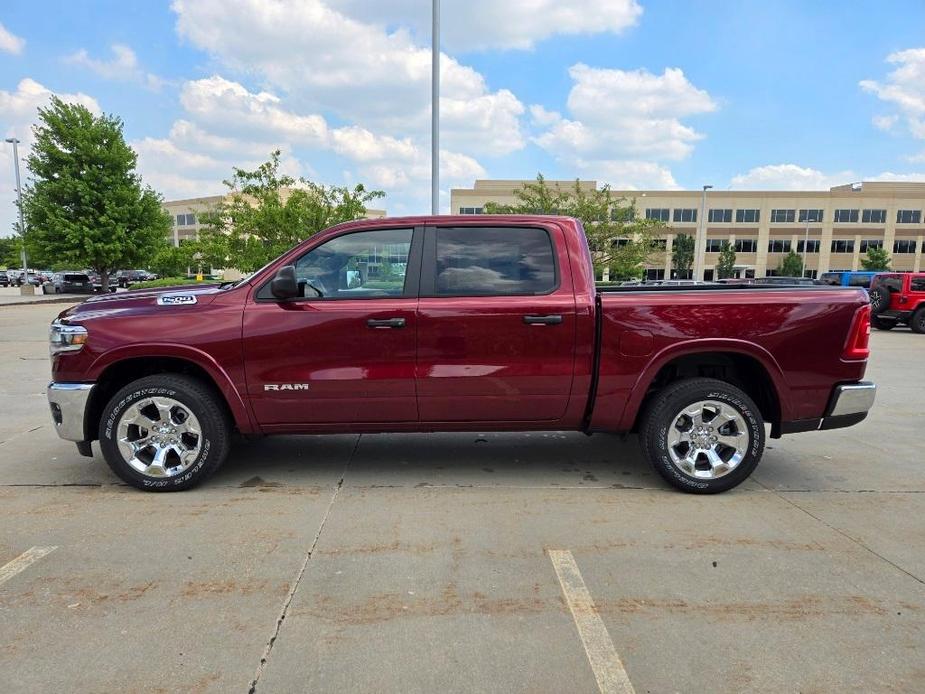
[47,215,876,493]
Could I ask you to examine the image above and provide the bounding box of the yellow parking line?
[0,546,57,587]
[548,549,635,694]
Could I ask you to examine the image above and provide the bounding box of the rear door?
[415,223,577,423]
[243,226,422,426]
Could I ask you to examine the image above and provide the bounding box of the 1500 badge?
[264,384,310,391]
[157,294,197,306]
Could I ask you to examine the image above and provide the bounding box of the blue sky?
[2,0,925,234]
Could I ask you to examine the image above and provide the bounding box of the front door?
[244,226,421,426]
[416,223,577,423]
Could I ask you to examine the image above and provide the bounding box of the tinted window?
[435,227,556,296]
[911,278,925,292]
[736,209,760,223]
[709,208,732,223]
[877,276,903,293]
[291,228,413,299]
[848,274,874,287]
[672,208,697,223]
[862,209,886,224]
[819,272,841,286]
[64,274,88,282]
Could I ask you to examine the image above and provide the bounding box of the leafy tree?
[22,97,170,290]
[149,240,206,278]
[671,233,695,279]
[778,250,804,277]
[860,246,891,271]
[716,241,737,279]
[0,236,23,268]
[484,174,665,280]
[198,150,384,273]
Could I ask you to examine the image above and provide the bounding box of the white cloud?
[533,63,715,189]
[861,48,925,142]
[65,44,165,90]
[729,163,925,190]
[0,79,102,235]
[0,22,25,55]
[170,0,525,154]
[730,164,856,190]
[327,0,642,52]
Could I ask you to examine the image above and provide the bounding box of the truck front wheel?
[98,374,230,491]
[639,378,765,494]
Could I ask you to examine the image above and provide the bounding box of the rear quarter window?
[434,226,557,296]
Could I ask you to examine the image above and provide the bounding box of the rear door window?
[878,275,903,293]
[433,226,557,296]
[848,274,873,287]
[911,277,925,292]
[64,274,88,282]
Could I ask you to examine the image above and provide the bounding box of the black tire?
[871,316,896,331]
[869,285,890,316]
[911,308,925,334]
[98,374,230,491]
[639,377,765,494]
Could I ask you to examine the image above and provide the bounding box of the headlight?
[49,320,88,356]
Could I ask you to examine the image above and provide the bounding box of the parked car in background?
[52,272,94,294]
[84,271,117,293]
[0,273,9,287]
[869,272,925,332]
[115,269,158,288]
[819,271,879,288]
[47,215,875,494]
[752,276,819,286]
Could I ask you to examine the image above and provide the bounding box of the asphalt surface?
[0,302,922,693]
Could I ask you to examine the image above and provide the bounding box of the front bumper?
[47,382,95,442]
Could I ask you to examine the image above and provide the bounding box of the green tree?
[860,246,891,271]
[198,150,384,273]
[22,97,170,290]
[484,174,664,281]
[0,236,23,268]
[716,241,737,279]
[671,233,695,279]
[778,250,804,277]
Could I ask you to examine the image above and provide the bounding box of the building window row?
[897,209,922,224]
[797,239,821,253]
[768,239,791,252]
[175,213,196,226]
[709,208,732,223]
[734,238,757,253]
[673,208,698,223]
[770,209,795,223]
[860,239,882,252]
[645,208,670,222]
[459,207,484,215]
[705,239,724,252]
[831,239,854,253]
[894,239,918,253]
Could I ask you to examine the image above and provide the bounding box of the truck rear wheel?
[639,378,765,494]
[98,374,230,491]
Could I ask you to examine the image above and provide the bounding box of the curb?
[0,297,82,308]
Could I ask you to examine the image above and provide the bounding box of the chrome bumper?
[828,381,877,417]
[47,382,95,442]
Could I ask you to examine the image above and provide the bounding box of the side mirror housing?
[270,265,299,300]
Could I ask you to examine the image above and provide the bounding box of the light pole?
[5,137,29,291]
[431,0,440,215]
[693,184,713,281]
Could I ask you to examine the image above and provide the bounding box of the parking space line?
[548,549,635,694]
[0,546,57,587]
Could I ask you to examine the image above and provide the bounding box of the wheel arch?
[85,347,256,440]
[623,341,789,435]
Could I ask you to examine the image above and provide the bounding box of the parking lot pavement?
[1,303,923,692]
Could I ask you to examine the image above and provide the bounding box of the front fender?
[89,343,258,434]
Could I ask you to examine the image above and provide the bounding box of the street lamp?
[694,184,713,281]
[431,0,440,215]
[4,137,29,293]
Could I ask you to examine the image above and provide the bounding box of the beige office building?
[451,179,925,280]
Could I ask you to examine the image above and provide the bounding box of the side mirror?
[270,265,299,300]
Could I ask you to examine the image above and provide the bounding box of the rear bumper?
[47,382,95,442]
[779,381,876,435]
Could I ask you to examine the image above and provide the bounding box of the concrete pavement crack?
[755,478,925,587]
[247,433,360,694]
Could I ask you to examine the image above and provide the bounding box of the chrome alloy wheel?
[116,397,202,478]
[666,400,750,480]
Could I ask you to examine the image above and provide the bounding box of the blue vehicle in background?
[819,271,879,288]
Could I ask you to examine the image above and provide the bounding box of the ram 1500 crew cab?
[47,216,876,493]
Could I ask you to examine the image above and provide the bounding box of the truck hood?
[58,284,224,322]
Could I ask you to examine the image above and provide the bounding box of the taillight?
[843,304,871,360]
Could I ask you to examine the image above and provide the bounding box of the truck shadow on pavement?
[211,431,668,491]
